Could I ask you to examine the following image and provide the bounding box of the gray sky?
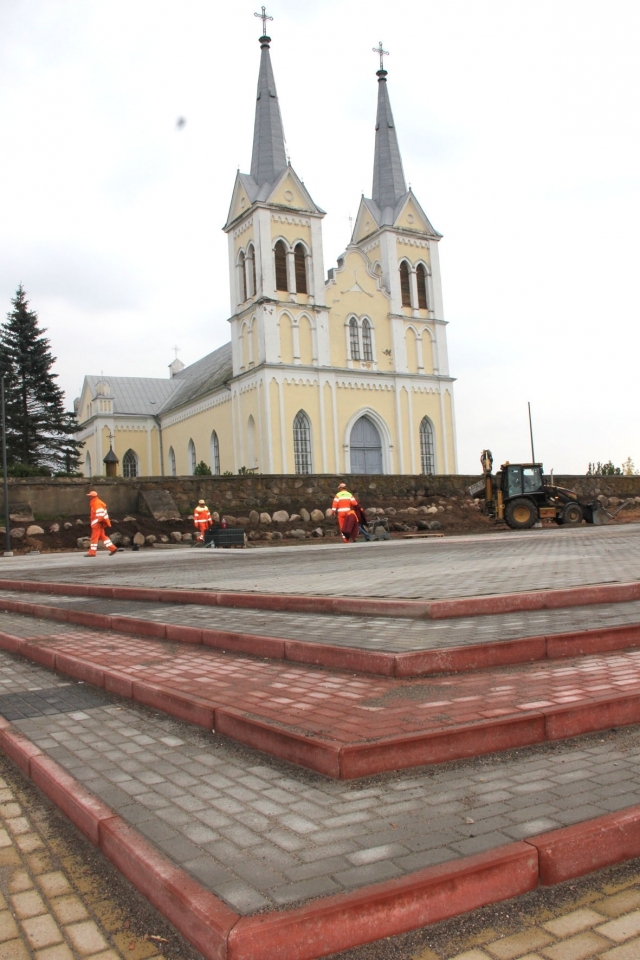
[1,0,639,475]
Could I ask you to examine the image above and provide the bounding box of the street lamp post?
[1,378,12,557]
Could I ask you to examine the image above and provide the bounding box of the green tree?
[587,461,623,476]
[0,286,81,473]
[622,457,639,476]
[194,460,212,475]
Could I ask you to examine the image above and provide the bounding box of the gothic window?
[168,446,176,476]
[274,240,288,292]
[349,317,360,360]
[210,430,220,476]
[420,417,435,474]
[122,449,138,478]
[416,263,428,310]
[187,439,196,475]
[293,410,312,474]
[361,318,374,361]
[84,451,92,478]
[238,251,247,302]
[294,243,308,294]
[399,261,412,307]
[247,243,257,298]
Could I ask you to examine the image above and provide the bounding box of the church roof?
[372,69,407,211]
[250,35,288,189]
[84,342,233,420]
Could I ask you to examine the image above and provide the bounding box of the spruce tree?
[0,286,81,474]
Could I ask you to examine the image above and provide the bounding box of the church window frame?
[246,243,257,299]
[293,410,313,475]
[84,451,92,478]
[349,316,360,360]
[122,449,139,479]
[399,260,412,307]
[210,431,220,476]
[361,318,374,361]
[168,446,176,476]
[294,242,308,294]
[238,250,248,303]
[274,240,288,292]
[416,262,429,310]
[419,417,436,474]
[187,439,197,476]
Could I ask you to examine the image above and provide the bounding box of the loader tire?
[505,498,538,530]
[562,502,583,526]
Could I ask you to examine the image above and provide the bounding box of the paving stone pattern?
[2,589,640,654]
[6,525,640,600]
[6,612,640,743]
[2,650,640,918]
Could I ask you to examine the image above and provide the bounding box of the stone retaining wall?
[2,473,640,520]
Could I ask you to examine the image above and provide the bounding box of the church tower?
[224,18,329,378]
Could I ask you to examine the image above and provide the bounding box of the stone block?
[311,508,324,522]
[137,489,181,520]
[26,525,44,536]
[169,531,182,542]
[272,510,289,523]
[249,510,260,525]
[9,502,34,522]
[259,512,271,524]
[10,528,25,539]
[300,508,310,522]
[132,532,145,546]
[49,523,60,533]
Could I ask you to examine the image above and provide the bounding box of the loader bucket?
[591,508,610,526]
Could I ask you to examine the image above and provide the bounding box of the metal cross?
[173,345,180,359]
[255,6,273,36]
[107,430,115,445]
[373,41,389,70]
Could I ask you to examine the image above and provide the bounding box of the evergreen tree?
[0,286,81,474]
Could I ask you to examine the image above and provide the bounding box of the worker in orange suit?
[193,499,213,542]
[86,490,118,557]
[331,483,359,543]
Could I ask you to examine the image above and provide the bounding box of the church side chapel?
[76,13,457,479]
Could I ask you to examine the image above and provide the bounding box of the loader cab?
[501,464,544,501]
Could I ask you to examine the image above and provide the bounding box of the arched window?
[399,261,412,307]
[416,263,428,310]
[274,240,288,292]
[293,410,312,474]
[294,243,308,294]
[361,318,373,361]
[349,317,360,360]
[187,439,196,476]
[247,244,257,298]
[420,418,435,474]
[238,251,247,302]
[247,416,256,469]
[122,449,138,478]
[168,446,176,476]
[84,451,92,478]
[210,431,220,476]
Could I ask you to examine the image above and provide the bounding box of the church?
[75,20,457,479]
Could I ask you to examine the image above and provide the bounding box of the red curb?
[30,754,115,845]
[529,807,640,885]
[132,681,215,729]
[546,624,640,658]
[201,629,286,660]
[394,636,548,677]
[67,610,112,630]
[0,631,25,655]
[339,714,547,780]
[544,693,640,741]
[162,589,218,606]
[100,818,238,960]
[104,671,134,698]
[54,654,105,688]
[228,842,538,960]
[215,709,342,779]
[429,581,640,620]
[284,640,396,676]
[110,587,161,602]
[0,729,42,774]
[110,616,166,639]
[21,642,57,669]
[165,624,203,645]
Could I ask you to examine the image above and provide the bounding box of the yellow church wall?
[160,398,234,476]
[399,388,412,473]
[281,380,322,472]
[444,389,455,473]
[270,219,312,248]
[269,378,283,473]
[422,332,434,374]
[326,250,392,368]
[233,230,255,259]
[410,391,444,473]
[333,385,398,473]
[298,315,313,365]
[323,382,335,473]
[406,328,419,373]
[236,385,261,472]
[279,313,294,363]
[268,173,308,211]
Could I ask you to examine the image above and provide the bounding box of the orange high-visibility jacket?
[194,505,212,529]
[89,497,111,529]
[332,490,357,516]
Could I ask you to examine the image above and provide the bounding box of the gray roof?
[251,36,287,188]
[85,342,233,420]
[372,71,407,211]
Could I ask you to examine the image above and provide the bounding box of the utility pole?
[1,378,12,557]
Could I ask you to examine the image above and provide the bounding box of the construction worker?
[86,491,117,557]
[193,499,212,542]
[331,483,359,543]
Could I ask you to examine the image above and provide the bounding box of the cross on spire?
[172,345,180,359]
[373,41,389,72]
[255,5,273,37]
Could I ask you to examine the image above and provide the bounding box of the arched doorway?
[350,415,383,474]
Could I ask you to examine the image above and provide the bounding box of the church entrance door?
[350,416,383,474]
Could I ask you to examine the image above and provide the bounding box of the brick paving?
[2,589,640,654]
[0,750,177,960]
[1,649,640,919]
[6,525,640,600]
[3,611,640,746]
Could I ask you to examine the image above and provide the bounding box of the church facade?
[76,27,457,479]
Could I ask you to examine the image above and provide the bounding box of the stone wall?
[2,473,640,520]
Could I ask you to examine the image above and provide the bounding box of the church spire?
[250,8,287,188]
[371,43,407,211]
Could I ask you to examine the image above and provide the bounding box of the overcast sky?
[1,0,639,475]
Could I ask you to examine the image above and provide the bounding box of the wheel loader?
[469,450,625,530]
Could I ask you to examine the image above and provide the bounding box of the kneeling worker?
[86,490,118,557]
[194,499,213,542]
[332,483,359,543]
